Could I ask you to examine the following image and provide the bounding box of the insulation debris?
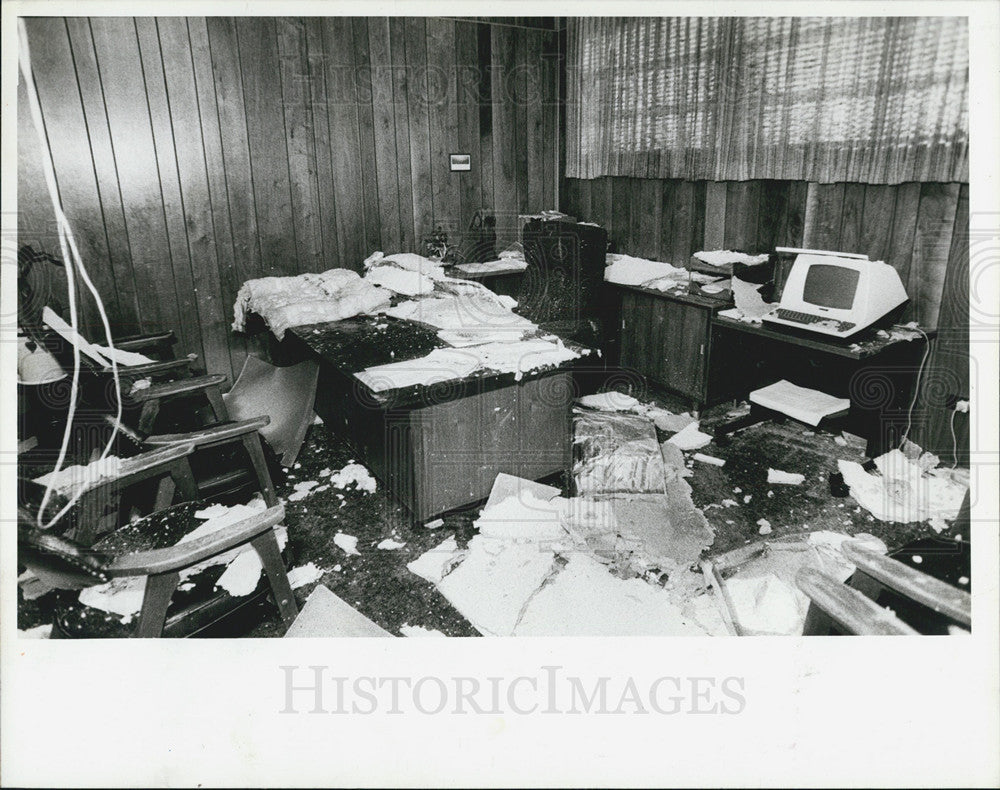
[287,480,321,501]
[577,391,641,412]
[407,536,465,585]
[603,253,688,289]
[649,410,696,433]
[731,277,773,321]
[287,562,326,589]
[838,449,967,526]
[333,532,361,556]
[757,519,772,535]
[514,554,711,637]
[693,453,726,467]
[329,463,377,494]
[400,624,447,637]
[34,455,123,499]
[422,518,445,530]
[666,421,713,451]
[725,574,807,635]
[376,538,407,550]
[18,624,53,639]
[767,468,805,485]
[363,264,436,296]
[573,410,665,495]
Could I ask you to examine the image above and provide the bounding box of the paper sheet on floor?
[513,554,709,637]
[666,421,713,451]
[573,410,665,495]
[749,379,850,426]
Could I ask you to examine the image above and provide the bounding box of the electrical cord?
[894,323,930,451]
[19,19,122,529]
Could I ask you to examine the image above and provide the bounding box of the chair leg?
[204,384,230,423]
[251,531,298,628]
[242,434,277,506]
[137,399,161,435]
[153,475,177,512]
[169,458,200,502]
[135,571,180,637]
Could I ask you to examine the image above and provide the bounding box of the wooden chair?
[19,501,297,638]
[798,538,971,636]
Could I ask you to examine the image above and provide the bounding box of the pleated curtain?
[565,17,969,184]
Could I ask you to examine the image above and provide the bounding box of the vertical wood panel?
[454,21,482,236]
[724,181,761,252]
[277,18,327,271]
[321,17,365,269]
[703,182,727,249]
[156,17,231,378]
[803,182,846,250]
[404,18,433,247]
[366,18,402,251]
[491,24,518,239]
[857,184,897,262]
[525,30,545,213]
[426,18,460,234]
[350,19,382,253]
[912,183,960,328]
[189,17,247,376]
[838,182,866,254]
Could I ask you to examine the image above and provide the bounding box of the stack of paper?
[749,380,850,427]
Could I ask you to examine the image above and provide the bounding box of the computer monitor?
[764,250,909,339]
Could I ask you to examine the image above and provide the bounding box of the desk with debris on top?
[286,315,595,521]
[709,314,935,456]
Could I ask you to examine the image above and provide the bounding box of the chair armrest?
[106,356,196,381]
[105,504,285,576]
[796,567,918,635]
[143,416,271,447]
[842,539,971,627]
[114,331,177,354]
[129,373,228,403]
[103,444,197,483]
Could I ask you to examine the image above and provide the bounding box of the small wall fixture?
[449,153,471,171]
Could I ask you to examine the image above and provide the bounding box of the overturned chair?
[19,471,298,638]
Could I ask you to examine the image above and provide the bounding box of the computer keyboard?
[773,308,855,332]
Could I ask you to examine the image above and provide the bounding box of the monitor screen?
[802,264,860,310]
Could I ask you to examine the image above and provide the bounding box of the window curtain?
[565,17,969,184]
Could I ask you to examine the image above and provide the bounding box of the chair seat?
[52,501,291,638]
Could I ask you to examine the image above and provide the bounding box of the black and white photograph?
[2,1,997,787]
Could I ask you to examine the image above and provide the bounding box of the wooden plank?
[539,31,558,210]
[321,17,365,270]
[610,177,633,254]
[703,181,727,250]
[385,18,415,252]
[511,27,530,214]
[205,16,259,373]
[236,18,297,277]
[476,21,495,220]
[426,18,461,238]
[756,180,790,255]
[659,179,678,263]
[856,184,897,263]
[277,18,327,272]
[89,17,181,338]
[134,18,206,364]
[775,181,808,248]
[155,17,231,378]
[26,17,117,336]
[632,178,660,260]
[524,30,546,213]
[350,18,382,254]
[491,24,518,242]
[724,181,762,252]
[803,182,846,251]
[589,176,612,233]
[404,18,434,250]
[838,183,867,255]
[62,18,140,335]
[365,18,402,252]
[911,183,961,328]
[303,18,342,270]
[454,20,482,243]
[188,17,245,378]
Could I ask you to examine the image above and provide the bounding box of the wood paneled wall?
[562,176,970,461]
[17,17,560,380]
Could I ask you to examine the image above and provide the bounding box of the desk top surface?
[288,315,593,407]
[609,281,731,310]
[712,314,933,360]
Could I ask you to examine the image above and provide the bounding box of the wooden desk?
[710,315,933,456]
[286,315,592,521]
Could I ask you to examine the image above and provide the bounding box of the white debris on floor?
[693,452,726,466]
[576,391,640,411]
[377,538,407,550]
[328,463,377,494]
[333,532,361,556]
[18,624,53,639]
[725,574,807,635]
[287,562,326,589]
[406,536,465,585]
[838,448,968,528]
[666,421,713,451]
[287,480,320,501]
[767,468,805,485]
[400,624,447,637]
[513,554,713,637]
[757,519,772,535]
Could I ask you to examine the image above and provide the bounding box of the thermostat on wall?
[449,153,471,171]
